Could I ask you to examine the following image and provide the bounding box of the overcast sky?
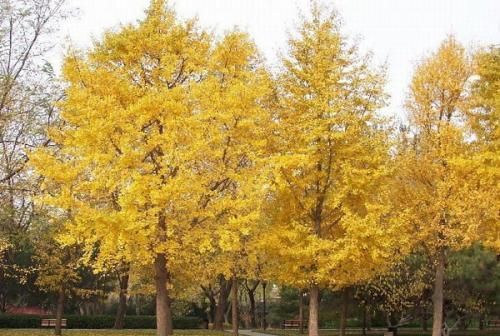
[52,0,500,120]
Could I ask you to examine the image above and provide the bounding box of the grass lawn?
[1,330,499,336]
[258,329,500,336]
[0,330,228,336]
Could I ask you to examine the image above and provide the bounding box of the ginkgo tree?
[397,37,499,336]
[31,1,275,335]
[188,30,274,336]
[266,3,407,336]
[31,1,209,335]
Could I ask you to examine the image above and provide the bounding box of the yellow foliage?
[397,37,499,255]
[30,1,274,295]
[264,3,404,289]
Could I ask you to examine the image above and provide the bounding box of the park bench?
[281,319,307,329]
[41,318,67,328]
[487,319,500,328]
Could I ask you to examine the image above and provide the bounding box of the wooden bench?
[282,319,307,329]
[487,320,500,328]
[41,319,67,327]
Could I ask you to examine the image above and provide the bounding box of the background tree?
[443,246,500,333]
[0,0,65,312]
[356,253,433,335]
[190,30,274,336]
[33,218,81,336]
[267,3,406,336]
[399,36,499,336]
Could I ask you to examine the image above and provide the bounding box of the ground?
[0,330,498,336]
[0,330,226,336]
[256,329,500,336]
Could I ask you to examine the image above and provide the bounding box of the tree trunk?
[366,306,371,331]
[339,288,348,336]
[261,281,267,330]
[201,285,217,325]
[114,270,129,329]
[309,285,320,336]
[155,253,173,336]
[54,287,65,336]
[0,292,6,313]
[225,304,230,325]
[422,306,428,331]
[299,289,305,334]
[432,249,445,336]
[208,300,215,324]
[214,280,226,330]
[248,287,257,328]
[232,276,239,336]
[215,278,232,330]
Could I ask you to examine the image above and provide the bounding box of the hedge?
[0,315,203,329]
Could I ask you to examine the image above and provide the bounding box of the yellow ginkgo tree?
[31,1,211,335]
[397,37,499,336]
[267,3,405,336]
[189,30,274,336]
[31,1,275,335]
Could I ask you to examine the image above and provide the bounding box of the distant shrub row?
[0,315,202,329]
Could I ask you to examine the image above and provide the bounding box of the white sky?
[52,0,500,120]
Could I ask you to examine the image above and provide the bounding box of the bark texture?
[114,270,129,329]
[308,285,320,336]
[214,277,232,330]
[155,253,173,336]
[432,249,445,336]
[54,287,65,336]
[231,276,239,336]
[244,280,259,329]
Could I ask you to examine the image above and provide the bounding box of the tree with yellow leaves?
[398,37,499,336]
[31,1,211,334]
[468,45,500,253]
[34,224,81,336]
[31,1,274,335]
[188,30,274,336]
[267,3,404,336]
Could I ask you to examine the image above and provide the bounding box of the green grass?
[258,329,499,336]
[0,330,227,336]
[1,330,498,336]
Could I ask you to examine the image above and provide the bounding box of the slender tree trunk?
[309,285,320,336]
[225,304,231,325]
[248,288,257,328]
[432,249,445,336]
[54,287,65,336]
[422,306,428,331]
[261,281,267,330]
[114,271,129,329]
[208,300,215,324]
[155,253,173,336]
[0,292,6,313]
[232,276,239,336]
[200,285,216,325]
[339,288,348,336]
[299,289,305,334]
[366,306,371,331]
